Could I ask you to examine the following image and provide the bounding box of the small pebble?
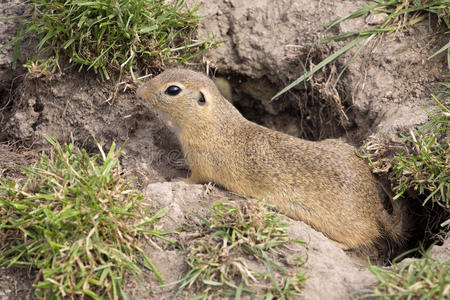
[365,13,388,25]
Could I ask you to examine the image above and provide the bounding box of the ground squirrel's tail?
[380,198,411,246]
[376,180,412,251]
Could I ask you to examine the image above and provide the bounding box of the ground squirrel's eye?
[198,92,206,106]
[165,85,181,96]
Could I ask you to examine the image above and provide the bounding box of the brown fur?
[137,68,407,249]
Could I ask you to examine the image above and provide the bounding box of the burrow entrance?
[216,71,362,143]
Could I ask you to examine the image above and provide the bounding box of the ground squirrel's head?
[137,68,244,136]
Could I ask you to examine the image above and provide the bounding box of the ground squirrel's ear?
[165,85,181,96]
[198,92,206,106]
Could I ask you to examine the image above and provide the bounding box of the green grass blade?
[272,36,365,100]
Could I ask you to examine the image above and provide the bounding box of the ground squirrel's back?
[137,68,406,249]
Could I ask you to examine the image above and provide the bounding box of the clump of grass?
[358,86,449,212]
[177,200,307,299]
[23,57,59,79]
[364,250,450,299]
[273,0,449,99]
[362,89,450,300]
[4,0,219,80]
[0,136,171,299]
[391,94,449,209]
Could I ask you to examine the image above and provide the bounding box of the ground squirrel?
[137,68,406,249]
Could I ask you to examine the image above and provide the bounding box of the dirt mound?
[195,0,445,143]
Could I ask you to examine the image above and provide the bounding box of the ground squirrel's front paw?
[183,177,197,184]
[170,177,187,183]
